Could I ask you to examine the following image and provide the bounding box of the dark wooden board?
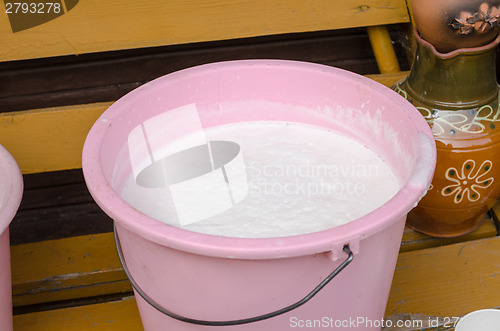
[10,169,112,245]
[9,202,113,245]
[1,26,410,112]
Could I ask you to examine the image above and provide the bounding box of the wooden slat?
[0,29,380,100]
[17,182,92,211]
[0,0,411,62]
[400,217,498,253]
[367,25,401,74]
[13,232,500,330]
[22,169,85,190]
[9,169,113,246]
[1,28,388,113]
[0,102,110,174]
[11,297,464,331]
[0,72,409,174]
[365,71,408,87]
[11,220,493,309]
[13,296,143,331]
[9,202,113,246]
[11,233,129,307]
[386,236,500,318]
[406,0,415,24]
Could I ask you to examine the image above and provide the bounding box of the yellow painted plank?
[12,224,496,310]
[1,0,411,62]
[0,102,110,174]
[14,234,498,330]
[406,0,415,24]
[0,73,408,174]
[365,71,408,87]
[386,236,500,318]
[13,296,143,331]
[13,228,500,325]
[400,217,498,253]
[14,297,455,331]
[367,25,401,74]
[11,233,130,307]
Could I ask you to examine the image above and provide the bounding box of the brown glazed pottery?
[393,29,500,237]
[412,0,500,53]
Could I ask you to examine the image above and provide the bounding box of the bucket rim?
[82,59,436,259]
[0,144,23,235]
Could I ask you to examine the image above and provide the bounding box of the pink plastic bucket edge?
[82,60,436,260]
[0,144,23,235]
[0,144,23,331]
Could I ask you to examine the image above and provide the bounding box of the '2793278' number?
[5,2,62,14]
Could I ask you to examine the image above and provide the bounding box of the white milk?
[120,121,400,238]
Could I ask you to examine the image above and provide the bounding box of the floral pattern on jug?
[441,159,494,204]
[394,85,500,136]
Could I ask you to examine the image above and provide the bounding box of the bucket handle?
[114,224,354,326]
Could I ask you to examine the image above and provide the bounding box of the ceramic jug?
[393,29,500,237]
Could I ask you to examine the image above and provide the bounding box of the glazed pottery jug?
[393,29,500,237]
[412,0,500,53]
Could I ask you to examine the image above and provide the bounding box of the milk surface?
[120,121,400,238]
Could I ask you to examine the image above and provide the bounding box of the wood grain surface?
[11,220,499,330]
[0,0,410,61]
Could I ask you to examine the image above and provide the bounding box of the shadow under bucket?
[0,145,23,331]
[82,60,436,330]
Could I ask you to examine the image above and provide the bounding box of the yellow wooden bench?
[1,0,500,330]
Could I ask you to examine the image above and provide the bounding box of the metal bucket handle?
[114,223,354,326]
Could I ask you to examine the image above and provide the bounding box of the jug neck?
[406,30,500,110]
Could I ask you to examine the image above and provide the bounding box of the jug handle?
[114,223,354,326]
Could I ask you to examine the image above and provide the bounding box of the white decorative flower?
[441,159,494,204]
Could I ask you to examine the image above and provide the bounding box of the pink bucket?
[0,145,23,331]
[83,60,436,330]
